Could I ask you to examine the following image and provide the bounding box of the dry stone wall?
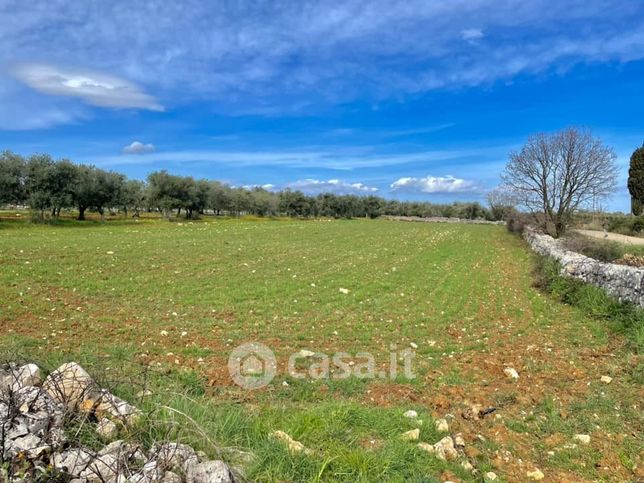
[523,228,644,307]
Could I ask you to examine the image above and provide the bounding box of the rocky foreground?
[0,362,236,482]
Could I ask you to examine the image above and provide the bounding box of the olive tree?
[501,127,617,237]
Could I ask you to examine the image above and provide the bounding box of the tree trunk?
[78,206,86,221]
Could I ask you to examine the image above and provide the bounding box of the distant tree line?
[0,151,500,221]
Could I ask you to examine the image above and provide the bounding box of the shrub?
[505,210,533,235]
[560,233,624,262]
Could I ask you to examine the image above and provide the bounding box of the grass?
[0,215,642,481]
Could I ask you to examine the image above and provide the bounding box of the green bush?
[607,215,644,236]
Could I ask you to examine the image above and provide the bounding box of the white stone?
[402,428,420,441]
[573,434,591,445]
[80,454,120,482]
[454,433,466,448]
[504,367,519,379]
[461,460,474,472]
[433,436,458,461]
[153,442,199,472]
[403,410,418,418]
[435,418,449,432]
[527,468,545,480]
[338,288,350,294]
[53,448,93,477]
[600,375,612,384]
[296,349,315,358]
[43,362,96,411]
[186,460,234,483]
[484,471,498,481]
[409,342,418,349]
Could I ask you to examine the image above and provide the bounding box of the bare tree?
[501,127,617,237]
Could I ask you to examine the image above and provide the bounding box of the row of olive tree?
[0,153,497,221]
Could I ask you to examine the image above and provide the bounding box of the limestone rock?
[402,428,420,441]
[80,453,120,482]
[52,448,93,477]
[573,434,591,444]
[484,471,498,481]
[43,362,97,411]
[504,367,519,379]
[454,433,466,448]
[403,410,418,418]
[153,442,200,472]
[527,468,545,480]
[270,430,313,455]
[417,436,458,461]
[433,436,458,461]
[600,375,613,384]
[186,460,235,483]
[96,418,118,439]
[435,418,449,432]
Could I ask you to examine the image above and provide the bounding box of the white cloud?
[390,175,479,194]
[461,28,484,42]
[461,29,484,41]
[10,63,163,111]
[123,141,156,154]
[287,179,378,195]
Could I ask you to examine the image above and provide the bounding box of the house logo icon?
[228,342,277,389]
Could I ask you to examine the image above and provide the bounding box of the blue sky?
[1,1,643,211]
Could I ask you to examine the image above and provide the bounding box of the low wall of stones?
[523,228,644,307]
[384,216,504,225]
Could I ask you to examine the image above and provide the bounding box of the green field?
[0,218,641,481]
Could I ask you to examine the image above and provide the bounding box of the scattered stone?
[600,375,613,384]
[409,342,418,349]
[527,468,545,480]
[484,471,498,481]
[271,430,313,455]
[433,436,458,461]
[460,460,474,472]
[504,367,519,379]
[338,288,350,294]
[402,428,420,441]
[573,434,591,445]
[435,418,449,432]
[403,410,418,419]
[418,436,457,461]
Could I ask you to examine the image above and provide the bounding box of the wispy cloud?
[390,175,480,194]
[2,0,643,120]
[123,141,156,154]
[10,63,163,111]
[287,178,378,195]
[93,144,510,171]
[461,28,484,42]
